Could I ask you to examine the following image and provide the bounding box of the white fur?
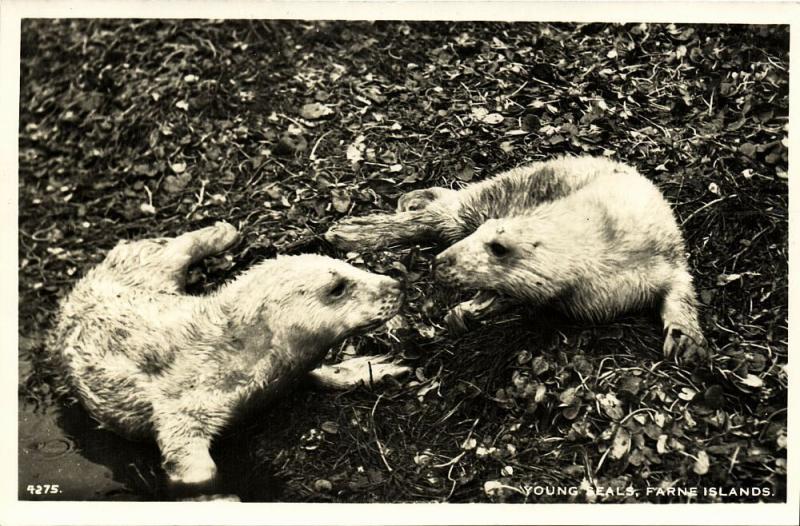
[49,223,404,490]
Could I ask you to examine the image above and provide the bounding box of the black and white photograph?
[3,1,798,524]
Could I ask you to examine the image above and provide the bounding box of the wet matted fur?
[48,222,407,493]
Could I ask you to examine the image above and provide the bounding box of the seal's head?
[232,254,403,352]
[433,216,572,303]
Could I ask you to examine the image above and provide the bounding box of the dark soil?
[18,20,788,503]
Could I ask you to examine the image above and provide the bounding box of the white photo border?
[2,1,797,525]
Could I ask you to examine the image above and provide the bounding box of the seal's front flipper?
[445,291,512,335]
[325,210,444,252]
[308,355,410,390]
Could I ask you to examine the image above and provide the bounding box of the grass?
[18,20,788,502]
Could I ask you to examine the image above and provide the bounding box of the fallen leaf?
[139,203,156,215]
[331,190,351,213]
[610,427,631,460]
[716,273,742,286]
[656,434,669,454]
[561,401,581,420]
[208,193,227,205]
[618,375,642,397]
[321,421,339,434]
[313,479,333,492]
[693,450,710,475]
[483,480,505,496]
[739,374,764,388]
[471,107,489,120]
[471,107,505,125]
[476,445,497,458]
[346,141,365,165]
[300,102,334,120]
[456,164,474,181]
[499,141,514,153]
[777,429,787,449]
[534,384,547,403]
[740,142,757,158]
[597,392,625,421]
[287,123,305,136]
[133,164,157,177]
[559,387,578,405]
[163,173,192,193]
[683,409,696,428]
[531,356,550,376]
[482,113,505,124]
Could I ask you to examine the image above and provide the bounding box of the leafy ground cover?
[19,20,788,502]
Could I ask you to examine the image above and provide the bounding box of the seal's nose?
[380,277,404,299]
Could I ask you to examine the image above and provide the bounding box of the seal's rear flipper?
[164,222,240,274]
[660,269,708,360]
[397,187,457,212]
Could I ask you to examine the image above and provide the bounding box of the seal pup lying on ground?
[49,222,408,492]
[325,155,706,359]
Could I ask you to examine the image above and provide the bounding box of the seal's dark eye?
[488,241,510,258]
[329,279,347,298]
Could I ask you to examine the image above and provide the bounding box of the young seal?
[49,222,408,491]
[325,155,706,358]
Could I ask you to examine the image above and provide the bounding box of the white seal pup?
[48,222,408,491]
[325,155,706,358]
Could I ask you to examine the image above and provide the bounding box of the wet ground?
[18,399,291,501]
[19,353,294,502]
[19,404,155,501]
[18,382,161,501]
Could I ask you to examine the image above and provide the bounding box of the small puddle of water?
[19,339,293,501]
[18,399,164,500]
[19,395,288,501]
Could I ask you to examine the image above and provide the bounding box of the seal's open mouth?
[358,317,391,333]
[350,314,395,336]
